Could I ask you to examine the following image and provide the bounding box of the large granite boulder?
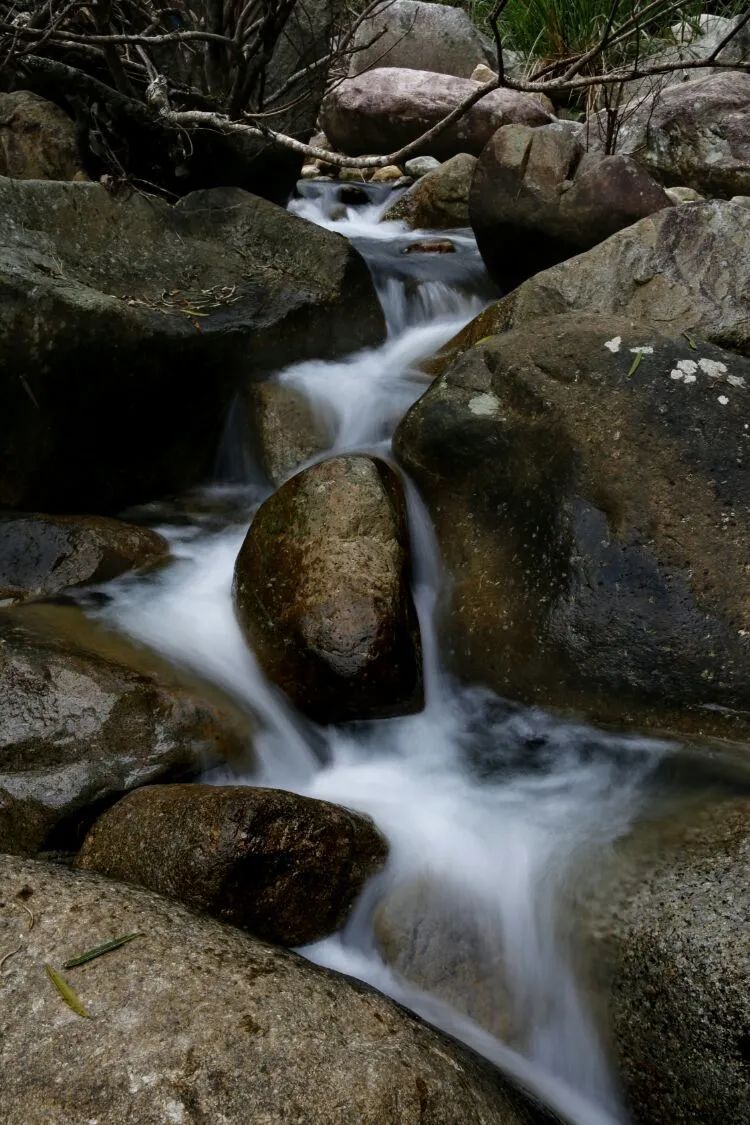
[397,315,750,744]
[0,513,168,604]
[583,795,750,1124]
[242,380,329,485]
[0,616,247,854]
[234,456,423,724]
[470,123,671,286]
[591,71,750,199]
[76,783,388,946]
[0,179,384,513]
[349,1,494,79]
[321,69,553,160]
[428,200,750,376]
[0,855,561,1125]
[0,91,84,180]
[383,153,477,228]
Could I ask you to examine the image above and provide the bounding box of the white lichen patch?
[604,336,622,353]
[727,374,746,388]
[468,392,501,417]
[629,346,654,355]
[670,358,699,382]
[698,358,728,378]
[718,395,729,406]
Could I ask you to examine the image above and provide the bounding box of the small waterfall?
[90,180,673,1124]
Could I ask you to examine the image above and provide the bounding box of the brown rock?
[384,153,477,228]
[76,783,388,945]
[321,68,553,160]
[470,123,672,286]
[0,513,168,604]
[0,616,247,855]
[0,854,561,1125]
[243,381,329,485]
[0,91,83,181]
[403,239,456,254]
[233,455,423,723]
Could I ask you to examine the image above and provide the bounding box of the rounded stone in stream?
[0,616,247,855]
[75,783,388,946]
[0,855,561,1125]
[233,455,423,724]
[0,512,168,604]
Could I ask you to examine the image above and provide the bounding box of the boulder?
[0,513,168,604]
[592,72,750,198]
[428,201,750,376]
[469,123,672,286]
[583,795,750,1124]
[349,1,494,79]
[0,179,385,513]
[384,153,477,228]
[233,455,423,724]
[370,164,404,183]
[321,68,553,160]
[75,783,387,946]
[404,155,441,178]
[665,185,704,203]
[397,315,750,744]
[0,616,246,855]
[0,91,84,181]
[0,855,560,1125]
[243,380,329,485]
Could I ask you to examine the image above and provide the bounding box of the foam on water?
[94,182,672,1124]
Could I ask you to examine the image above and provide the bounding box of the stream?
[85,183,682,1125]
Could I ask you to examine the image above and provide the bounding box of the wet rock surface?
[429,200,750,375]
[0,855,561,1125]
[0,91,84,181]
[0,179,384,513]
[234,455,423,724]
[0,616,246,855]
[470,123,671,286]
[321,68,553,160]
[384,153,477,229]
[398,315,750,743]
[243,380,329,485]
[583,796,750,1124]
[0,513,168,604]
[76,783,388,946]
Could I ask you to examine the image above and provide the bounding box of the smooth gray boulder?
[591,71,750,198]
[0,513,168,604]
[428,200,750,376]
[0,854,562,1124]
[583,795,750,1124]
[321,68,553,160]
[0,179,384,513]
[349,1,494,79]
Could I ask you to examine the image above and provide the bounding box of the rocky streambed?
[2,19,750,1120]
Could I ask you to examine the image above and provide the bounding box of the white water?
[91,184,673,1125]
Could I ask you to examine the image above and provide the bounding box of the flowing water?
[86,182,686,1124]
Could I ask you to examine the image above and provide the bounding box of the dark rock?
[384,153,477,228]
[590,71,750,198]
[0,179,384,513]
[76,783,387,946]
[397,315,750,744]
[0,616,247,854]
[233,455,423,724]
[469,123,672,287]
[427,200,750,377]
[321,68,553,160]
[242,380,329,485]
[0,513,168,604]
[0,854,561,1125]
[583,795,750,1124]
[349,1,494,79]
[0,91,84,181]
